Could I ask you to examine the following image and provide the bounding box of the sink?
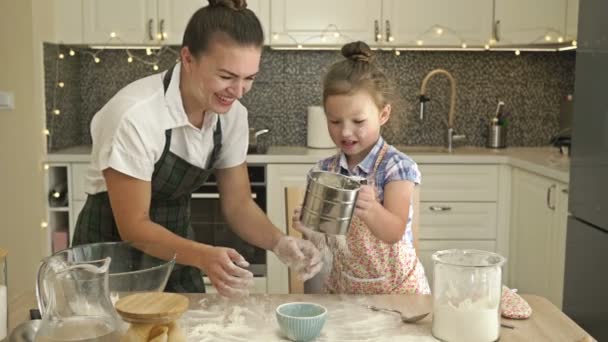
[395,145,450,154]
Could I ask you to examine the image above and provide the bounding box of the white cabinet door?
[157,0,206,45]
[83,0,156,44]
[494,0,568,45]
[266,164,314,293]
[419,202,497,240]
[246,0,270,45]
[548,183,569,309]
[566,0,579,41]
[418,240,496,287]
[269,0,381,46]
[418,165,498,202]
[382,0,493,46]
[54,0,83,44]
[509,169,556,300]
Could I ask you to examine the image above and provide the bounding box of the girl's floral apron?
[325,143,431,295]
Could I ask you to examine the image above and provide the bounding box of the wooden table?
[9,291,595,341]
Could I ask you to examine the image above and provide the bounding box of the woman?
[73,0,321,297]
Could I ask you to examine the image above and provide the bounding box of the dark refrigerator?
[562,0,608,340]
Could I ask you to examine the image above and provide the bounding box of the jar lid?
[432,249,506,268]
[115,292,189,324]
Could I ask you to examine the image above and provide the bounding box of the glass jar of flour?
[431,249,506,342]
[0,248,7,342]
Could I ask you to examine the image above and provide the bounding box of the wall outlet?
[0,91,15,110]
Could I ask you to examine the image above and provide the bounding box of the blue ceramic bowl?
[276,302,327,342]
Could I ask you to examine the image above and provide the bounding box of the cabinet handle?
[547,184,556,210]
[429,205,452,212]
[159,19,165,40]
[148,19,154,41]
[494,20,501,42]
[385,20,391,42]
[374,20,380,42]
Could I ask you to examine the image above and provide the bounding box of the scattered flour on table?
[180,295,438,341]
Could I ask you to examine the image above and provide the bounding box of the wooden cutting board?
[115,292,189,324]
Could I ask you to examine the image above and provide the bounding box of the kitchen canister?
[307,106,335,149]
[487,119,507,149]
[431,249,506,342]
[1,248,7,341]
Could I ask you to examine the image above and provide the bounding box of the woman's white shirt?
[85,64,248,194]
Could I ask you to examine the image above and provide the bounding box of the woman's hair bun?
[341,41,373,63]
[208,0,247,11]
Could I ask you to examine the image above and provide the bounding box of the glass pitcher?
[35,252,122,342]
[431,249,506,342]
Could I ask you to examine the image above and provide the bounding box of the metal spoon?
[369,305,429,323]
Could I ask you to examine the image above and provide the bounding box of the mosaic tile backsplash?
[44,43,575,151]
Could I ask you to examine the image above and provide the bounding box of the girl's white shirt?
[85,63,248,194]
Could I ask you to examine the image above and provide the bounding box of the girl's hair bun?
[341,41,373,63]
[208,0,247,11]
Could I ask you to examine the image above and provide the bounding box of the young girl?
[294,41,430,295]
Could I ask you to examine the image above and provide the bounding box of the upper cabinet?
[494,0,572,45]
[269,0,381,46]
[83,0,203,45]
[382,0,493,47]
[81,0,269,45]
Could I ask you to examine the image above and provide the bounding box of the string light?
[416,40,423,46]
[146,48,152,55]
[153,64,159,71]
[333,32,340,38]
[110,32,117,38]
[435,27,443,35]
[43,164,50,170]
[394,50,401,56]
[53,109,60,115]
[94,57,101,63]
[127,56,133,63]
[58,53,64,59]
[40,221,48,229]
[544,35,552,41]
[515,49,521,56]
[43,129,50,136]
[572,40,577,46]
[388,36,395,42]
[461,42,467,49]
[57,82,64,88]
[484,44,490,50]
[69,49,75,56]
[557,36,564,43]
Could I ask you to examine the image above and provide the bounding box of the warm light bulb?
[320,36,326,42]
[94,57,101,63]
[43,163,50,170]
[333,32,340,38]
[58,53,65,59]
[376,34,382,40]
[146,48,152,55]
[156,33,162,40]
[43,129,50,135]
[388,36,394,42]
[572,40,577,46]
[545,35,552,41]
[162,32,168,39]
[435,27,443,35]
[272,33,279,40]
[416,40,423,46]
[489,38,497,45]
[557,36,564,43]
[153,64,159,71]
[297,44,303,49]
[515,49,521,56]
[484,44,490,50]
[110,32,117,38]
[52,191,60,198]
[461,43,467,49]
[53,109,61,115]
[127,56,133,63]
[69,49,75,56]
[395,50,401,56]
[40,221,48,228]
[57,82,65,88]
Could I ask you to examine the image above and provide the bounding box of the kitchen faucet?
[419,69,466,152]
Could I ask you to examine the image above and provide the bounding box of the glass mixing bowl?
[37,241,176,309]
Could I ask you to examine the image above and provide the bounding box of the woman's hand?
[354,184,379,221]
[198,246,254,298]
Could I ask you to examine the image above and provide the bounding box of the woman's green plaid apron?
[72,66,221,293]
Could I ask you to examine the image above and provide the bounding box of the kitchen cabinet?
[382,0,493,47]
[53,0,84,44]
[566,0,579,41]
[269,0,380,46]
[266,164,315,293]
[494,0,571,45]
[270,0,492,47]
[82,0,269,45]
[509,168,568,308]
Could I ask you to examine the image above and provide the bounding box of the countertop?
[47,145,570,183]
[9,292,595,341]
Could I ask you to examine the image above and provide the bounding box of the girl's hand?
[354,184,378,220]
